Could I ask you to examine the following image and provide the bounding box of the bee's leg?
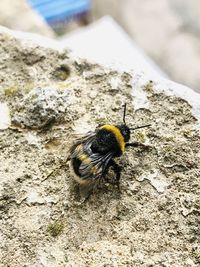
[126,142,151,149]
[81,181,96,203]
[109,160,122,189]
[82,189,93,203]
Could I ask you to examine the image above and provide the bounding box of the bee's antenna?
[123,103,127,125]
[129,124,151,131]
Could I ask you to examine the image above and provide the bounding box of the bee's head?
[117,124,131,142]
[118,103,151,142]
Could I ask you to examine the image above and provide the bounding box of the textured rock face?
[0,28,200,267]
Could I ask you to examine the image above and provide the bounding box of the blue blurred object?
[28,0,91,26]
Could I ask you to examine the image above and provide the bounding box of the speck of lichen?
[183,128,193,138]
[4,86,18,96]
[94,117,107,125]
[47,222,64,237]
[165,136,175,142]
[163,145,173,152]
[134,131,146,143]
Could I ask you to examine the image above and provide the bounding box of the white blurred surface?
[60,16,167,78]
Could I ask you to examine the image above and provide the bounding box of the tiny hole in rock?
[52,65,70,81]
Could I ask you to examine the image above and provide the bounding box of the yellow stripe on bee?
[100,124,125,153]
[92,165,98,175]
[79,154,91,164]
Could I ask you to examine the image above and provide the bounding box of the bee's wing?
[69,131,96,158]
[72,131,95,142]
[79,151,114,180]
[69,131,114,180]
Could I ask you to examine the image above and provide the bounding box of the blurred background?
[1,0,200,93]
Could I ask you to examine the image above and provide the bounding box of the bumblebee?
[68,104,150,189]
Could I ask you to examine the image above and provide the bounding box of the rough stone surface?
[0,28,200,267]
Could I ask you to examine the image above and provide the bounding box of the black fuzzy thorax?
[91,128,122,157]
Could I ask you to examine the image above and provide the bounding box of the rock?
[12,87,77,129]
[0,27,199,266]
[0,102,11,129]
[136,169,170,193]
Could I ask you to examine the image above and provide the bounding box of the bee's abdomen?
[71,153,97,184]
[71,157,82,177]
